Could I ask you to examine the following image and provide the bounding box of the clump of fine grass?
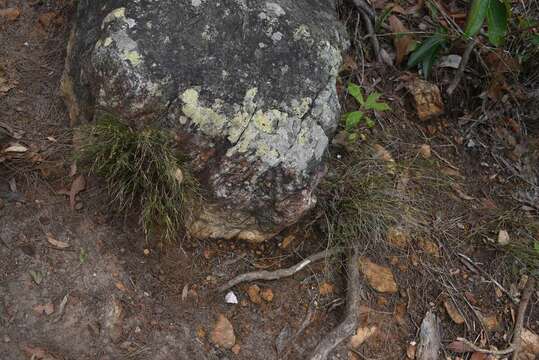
[76,114,198,242]
[319,148,409,248]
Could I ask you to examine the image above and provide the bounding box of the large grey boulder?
[62,0,348,241]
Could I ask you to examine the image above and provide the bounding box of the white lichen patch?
[293,25,313,45]
[265,2,286,17]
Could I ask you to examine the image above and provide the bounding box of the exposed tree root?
[217,248,341,293]
[308,245,364,360]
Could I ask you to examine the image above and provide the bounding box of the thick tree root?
[217,248,341,293]
[308,245,364,360]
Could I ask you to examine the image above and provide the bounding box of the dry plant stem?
[309,245,363,360]
[454,277,535,357]
[416,311,441,360]
[359,9,382,63]
[217,248,341,292]
[447,38,477,95]
[352,0,375,19]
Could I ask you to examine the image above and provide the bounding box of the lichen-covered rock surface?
[63,0,348,241]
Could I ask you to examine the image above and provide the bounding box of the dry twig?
[447,39,477,95]
[308,245,364,360]
[217,248,341,292]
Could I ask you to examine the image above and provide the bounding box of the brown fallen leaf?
[451,184,475,200]
[520,329,539,360]
[261,288,274,302]
[33,302,54,316]
[247,284,262,304]
[358,257,398,293]
[388,15,414,65]
[0,7,21,21]
[210,314,236,349]
[443,300,465,325]
[115,282,127,292]
[406,342,417,359]
[319,281,335,296]
[419,144,432,159]
[46,233,70,249]
[22,345,58,360]
[349,326,377,348]
[394,302,407,325]
[418,238,440,257]
[387,227,408,248]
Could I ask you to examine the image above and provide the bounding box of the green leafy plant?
[407,30,448,79]
[407,0,510,78]
[464,0,509,46]
[343,83,390,141]
[76,114,199,242]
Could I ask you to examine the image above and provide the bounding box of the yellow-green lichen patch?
[180,89,226,137]
[125,50,142,66]
[291,97,312,117]
[102,7,126,29]
[253,111,274,134]
[256,143,280,165]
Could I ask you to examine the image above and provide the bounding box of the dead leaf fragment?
[319,282,335,296]
[231,344,241,354]
[447,340,475,353]
[247,284,262,304]
[406,342,417,359]
[387,227,408,248]
[478,313,499,331]
[520,329,539,360]
[0,7,20,21]
[349,326,377,348]
[33,302,54,316]
[407,79,444,121]
[418,238,440,257]
[46,233,70,249]
[210,314,235,349]
[388,15,414,65]
[443,300,465,325]
[358,257,398,293]
[115,282,127,292]
[261,288,274,302]
[3,143,28,153]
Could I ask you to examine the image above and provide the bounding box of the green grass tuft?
[76,114,199,242]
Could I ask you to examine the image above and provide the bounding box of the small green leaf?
[486,0,508,46]
[347,83,365,106]
[345,111,363,130]
[534,241,539,253]
[348,132,359,142]
[421,43,442,79]
[79,248,88,264]
[365,92,390,111]
[407,33,447,68]
[29,270,43,285]
[464,0,489,38]
[365,117,376,128]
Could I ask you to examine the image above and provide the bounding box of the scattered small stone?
[210,314,235,349]
[247,285,262,304]
[143,248,150,256]
[261,288,274,302]
[443,300,465,325]
[419,144,432,159]
[497,229,510,246]
[225,291,238,304]
[358,257,398,294]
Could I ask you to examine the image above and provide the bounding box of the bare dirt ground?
[1,1,538,360]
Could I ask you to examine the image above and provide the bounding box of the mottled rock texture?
[63,0,348,241]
